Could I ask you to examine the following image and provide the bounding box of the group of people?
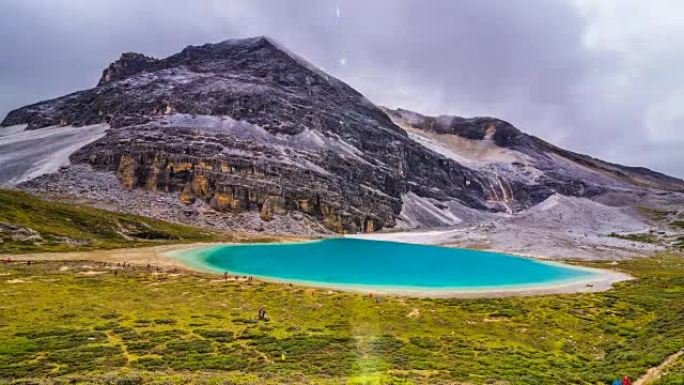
[612,376,632,385]
[223,272,254,282]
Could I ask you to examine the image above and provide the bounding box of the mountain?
[2,36,683,238]
[383,107,684,192]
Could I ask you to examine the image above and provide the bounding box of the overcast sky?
[2,0,683,177]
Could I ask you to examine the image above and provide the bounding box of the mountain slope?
[0,188,219,253]
[2,36,682,235]
[383,107,684,193]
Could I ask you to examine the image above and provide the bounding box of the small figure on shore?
[257,306,269,321]
[224,272,228,282]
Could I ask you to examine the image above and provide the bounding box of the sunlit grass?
[0,251,682,384]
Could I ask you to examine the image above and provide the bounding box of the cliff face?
[3,37,681,232]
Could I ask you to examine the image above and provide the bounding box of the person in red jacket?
[622,376,631,385]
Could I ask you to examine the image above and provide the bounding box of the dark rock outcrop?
[98,52,159,86]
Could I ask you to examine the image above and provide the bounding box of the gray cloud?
[1,0,682,177]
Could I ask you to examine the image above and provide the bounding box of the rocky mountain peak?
[98,52,159,86]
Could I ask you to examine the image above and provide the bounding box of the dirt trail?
[634,349,683,385]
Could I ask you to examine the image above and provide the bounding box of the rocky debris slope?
[352,193,675,260]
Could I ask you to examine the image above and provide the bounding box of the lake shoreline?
[164,240,633,298]
[5,235,633,298]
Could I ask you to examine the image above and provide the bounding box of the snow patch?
[0,124,108,185]
[0,124,27,137]
[397,192,462,229]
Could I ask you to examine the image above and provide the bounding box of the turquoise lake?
[176,238,597,291]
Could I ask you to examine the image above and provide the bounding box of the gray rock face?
[3,36,682,233]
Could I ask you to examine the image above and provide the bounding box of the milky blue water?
[178,238,596,291]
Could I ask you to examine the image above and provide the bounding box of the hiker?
[224,272,228,282]
[257,306,270,322]
[612,379,622,385]
[623,376,631,385]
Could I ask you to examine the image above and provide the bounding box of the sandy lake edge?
[3,239,633,298]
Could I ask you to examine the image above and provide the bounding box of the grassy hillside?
[0,252,682,384]
[0,189,221,253]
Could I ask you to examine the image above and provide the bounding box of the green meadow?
[1,251,682,384]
